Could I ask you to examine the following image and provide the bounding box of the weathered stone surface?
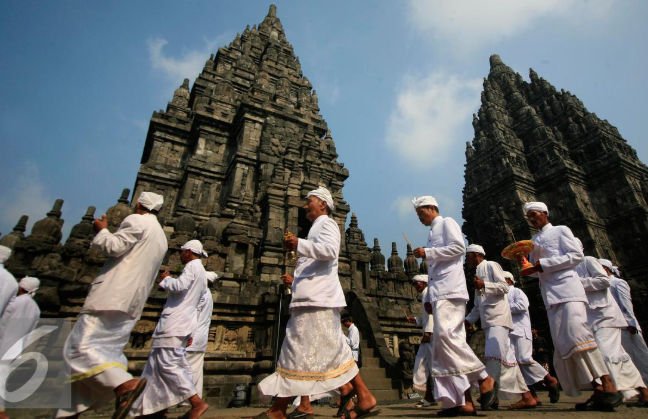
[463,54,648,331]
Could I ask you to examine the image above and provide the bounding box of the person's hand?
[424,302,433,314]
[284,232,298,251]
[421,333,431,343]
[473,276,485,290]
[628,326,639,335]
[186,336,193,347]
[93,214,108,233]
[281,273,294,286]
[157,271,171,287]
[413,247,426,258]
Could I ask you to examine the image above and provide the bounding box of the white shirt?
[507,286,532,339]
[154,259,207,339]
[83,213,168,318]
[576,256,627,330]
[0,264,18,317]
[290,215,345,309]
[529,223,586,307]
[422,216,468,303]
[415,287,434,334]
[609,276,641,331]
[187,288,213,352]
[346,323,360,354]
[465,259,512,329]
[0,294,40,359]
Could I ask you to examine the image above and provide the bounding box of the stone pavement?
[6,393,648,418]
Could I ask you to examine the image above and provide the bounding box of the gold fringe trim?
[68,362,127,383]
[277,358,356,381]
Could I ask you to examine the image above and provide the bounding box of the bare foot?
[478,375,495,394]
[189,401,208,418]
[509,398,537,410]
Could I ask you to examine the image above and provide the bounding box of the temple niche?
[463,54,648,332]
[1,5,416,407]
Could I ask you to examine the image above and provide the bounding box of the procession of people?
[1,187,647,418]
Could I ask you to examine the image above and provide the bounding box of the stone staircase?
[359,338,401,402]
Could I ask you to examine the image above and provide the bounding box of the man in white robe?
[185,271,217,399]
[464,245,537,409]
[523,201,621,411]
[574,246,648,405]
[601,259,648,389]
[0,246,17,318]
[131,239,209,418]
[0,276,41,418]
[256,187,377,419]
[342,314,360,363]
[56,192,168,419]
[406,274,435,408]
[412,196,496,416]
[504,271,560,404]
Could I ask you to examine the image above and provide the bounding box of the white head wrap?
[523,201,549,215]
[411,274,428,284]
[411,196,439,209]
[612,266,622,277]
[137,192,164,212]
[181,239,208,257]
[0,245,11,264]
[19,276,40,296]
[466,244,485,256]
[598,258,613,270]
[503,271,516,284]
[205,271,219,283]
[574,237,584,252]
[307,186,335,211]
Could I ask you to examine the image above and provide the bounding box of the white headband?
[466,244,485,256]
[411,195,438,209]
[523,201,548,215]
[307,186,335,210]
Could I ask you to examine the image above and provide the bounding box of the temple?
[2,7,647,409]
[462,54,648,329]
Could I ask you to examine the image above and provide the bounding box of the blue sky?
[1,0,647,255]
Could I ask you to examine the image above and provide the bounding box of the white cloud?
[407,0,615,54]
[385,72,481,169]
[0,163,52,235]
[392,195,416,220]
[147,34,231,82]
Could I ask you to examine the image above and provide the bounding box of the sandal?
[112,378,147,419]
[340,406,380,419]
[479,380,498,410]
[287,409,314,419]
[335,390,357,417]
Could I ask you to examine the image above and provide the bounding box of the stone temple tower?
[463,55,648,328]
[133,4,350,286]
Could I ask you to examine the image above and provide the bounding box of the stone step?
[361,355,380,367]
[372,388,401,402]
[360,366,389,383]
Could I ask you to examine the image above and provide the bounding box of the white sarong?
[483,326,528,399]
[621,330,648,386]
[413,342,432,392]
[186,351,205,398]
[510,335,548,386]
[258,307,358,398]
[594,327,644,400]
[131,338,196,415]
[430,299,487,408]
[548,302,608,396]
[56,311,136,417]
